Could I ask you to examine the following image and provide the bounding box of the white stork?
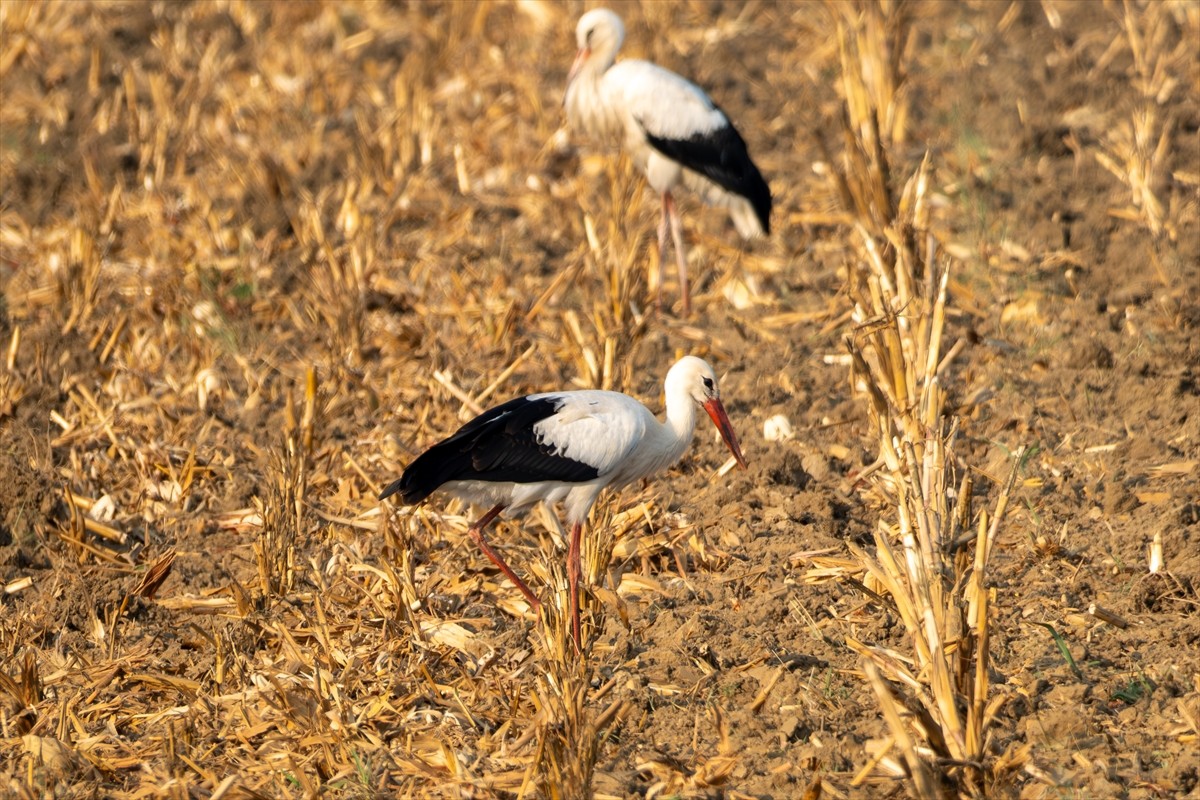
[380,356,747,649]
[565,7,772,315]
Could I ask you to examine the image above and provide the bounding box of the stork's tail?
[686,169,771,238]
[730,193,769,238]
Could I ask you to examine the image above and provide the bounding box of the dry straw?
[828,2,1025,796]
[1091,0,1199,242]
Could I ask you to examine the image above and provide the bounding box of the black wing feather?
[380,396,600,505]
[643,115,772,234]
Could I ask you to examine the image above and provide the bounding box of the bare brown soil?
[1,2,1198,798]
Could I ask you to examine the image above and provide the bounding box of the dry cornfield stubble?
[2,1,1199,798]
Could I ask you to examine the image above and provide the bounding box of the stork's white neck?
[642,376,698,475]
[664,386,698,443]
[566,65,606,137]
[565,36,627,141]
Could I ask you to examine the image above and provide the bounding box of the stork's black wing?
[644,117,771,234]
[380,396,601,505]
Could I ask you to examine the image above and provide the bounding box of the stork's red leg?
[567,521,583,651]
[664,191,690,315]
[656,194,671,310]
[466,504,541,612]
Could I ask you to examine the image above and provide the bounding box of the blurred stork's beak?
[566,47,589,90]
[703,398,748,470]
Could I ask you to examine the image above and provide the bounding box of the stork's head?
[667,356,748,469]
[569,8,625,84]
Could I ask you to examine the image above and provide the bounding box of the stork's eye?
[585,28,594,45]
[702,377,714,391]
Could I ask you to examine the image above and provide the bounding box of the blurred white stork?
[380,356,747,650]
[565,7,772,315]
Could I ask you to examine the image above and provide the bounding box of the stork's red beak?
[703,398,747,469]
